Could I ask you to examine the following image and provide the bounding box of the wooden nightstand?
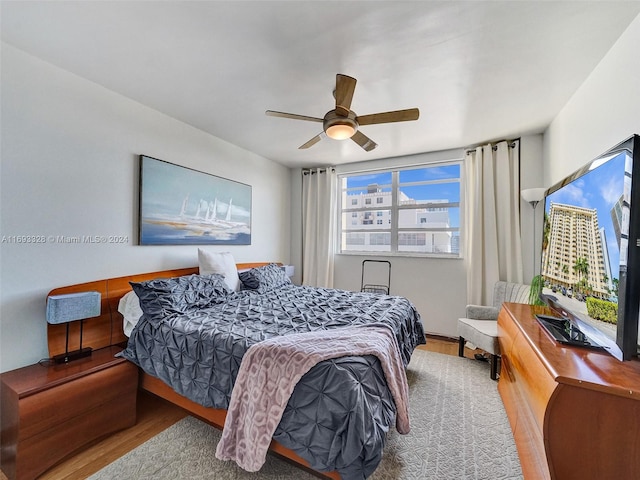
[0,346,138,480]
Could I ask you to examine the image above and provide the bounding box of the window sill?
[336,251,463,260]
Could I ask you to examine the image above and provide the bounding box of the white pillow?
[198,249,240,291]
[118,290,143,337]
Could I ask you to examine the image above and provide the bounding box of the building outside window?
[338,162,462,256]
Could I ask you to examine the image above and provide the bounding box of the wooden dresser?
[0,346,138,480]
[497,302,640,480]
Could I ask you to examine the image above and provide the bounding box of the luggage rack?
[360,260,391,295]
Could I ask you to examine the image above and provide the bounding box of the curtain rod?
[465,139,519,155]
[302,167,335,175]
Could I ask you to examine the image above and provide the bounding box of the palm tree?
[573,257,589,286]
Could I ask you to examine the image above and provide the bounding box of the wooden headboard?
[46,262,274,358]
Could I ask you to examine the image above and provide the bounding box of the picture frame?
[138,155,251,245]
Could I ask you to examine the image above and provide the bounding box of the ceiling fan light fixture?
[323,110,358,140]
[326,123,356,140]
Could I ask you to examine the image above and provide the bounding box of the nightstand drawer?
[19,361,136,440]
[1,348,138,480]
[18,387,136,480]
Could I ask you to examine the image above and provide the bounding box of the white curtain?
[465,140,523,305]
[301,168,336,288]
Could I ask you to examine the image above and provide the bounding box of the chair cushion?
[465,305,499,320]
[457,318,500,355]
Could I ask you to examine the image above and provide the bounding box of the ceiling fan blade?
[266,110,323,123]
[335,74,357,117]
[299,133,324,149]
[357,108,420,126]
[351,130,377,152]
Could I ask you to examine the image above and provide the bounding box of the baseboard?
[424,332,458,343]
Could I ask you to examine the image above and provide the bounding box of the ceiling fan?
[266,74,420,152]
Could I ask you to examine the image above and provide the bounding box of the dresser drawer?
[509,331,557,430]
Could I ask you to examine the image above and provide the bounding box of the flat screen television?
[538,134,640,361]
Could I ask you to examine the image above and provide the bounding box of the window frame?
[337,160,463,258]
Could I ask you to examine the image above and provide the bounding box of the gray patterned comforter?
[120,283,425,479]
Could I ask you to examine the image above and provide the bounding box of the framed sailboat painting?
[138,155,251,245]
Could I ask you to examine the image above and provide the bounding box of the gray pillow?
[239,263,291,293]
[130,273,231,319]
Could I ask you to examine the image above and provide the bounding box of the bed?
[47,262,425,480]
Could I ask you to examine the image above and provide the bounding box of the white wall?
[289,168,304,286]
[544,14,640,184]
[520,135,545,283]
[0,44,291,372]
[334,253,467,338]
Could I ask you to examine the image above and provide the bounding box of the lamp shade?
[46,291,101,324]
[521,187,546,203]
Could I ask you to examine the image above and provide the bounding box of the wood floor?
[1,336,477,480]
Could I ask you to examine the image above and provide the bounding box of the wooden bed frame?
[47,263,341,480]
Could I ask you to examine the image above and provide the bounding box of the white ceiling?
[2,1,640,168]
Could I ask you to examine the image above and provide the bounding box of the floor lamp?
[521,187,546,278]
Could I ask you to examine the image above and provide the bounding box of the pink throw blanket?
[215,325,410,472]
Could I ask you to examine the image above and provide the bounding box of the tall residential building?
[541,202,609,298]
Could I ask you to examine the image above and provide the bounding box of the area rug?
[89,350,523,479]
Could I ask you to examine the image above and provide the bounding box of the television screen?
[539,135,640,360]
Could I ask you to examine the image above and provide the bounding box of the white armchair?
[457,281,531,380]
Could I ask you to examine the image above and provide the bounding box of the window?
[339,162,462,256]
